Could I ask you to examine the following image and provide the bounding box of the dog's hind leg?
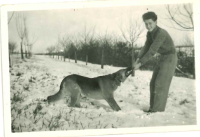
[75,93,81,108]
[69,92,81,107]
[68,84,82,108]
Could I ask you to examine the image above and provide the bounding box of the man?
[134,12,178,114]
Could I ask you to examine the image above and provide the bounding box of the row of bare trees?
[47,34,137,68]
[46,3,194,77]
[8,12,37,67]
[15,13,37,59]
[46,17,145,76]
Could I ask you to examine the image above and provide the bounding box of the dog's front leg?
[105,97,121,111]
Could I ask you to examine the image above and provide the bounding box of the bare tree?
[47,46,56,57]
[27,36,37,58]
[55,41,61,60]
[165,4,193,31]
[118,17,144,76]
[71,34,81,63]
[54,34,63,60]
[165,3,195,79]
[52,46,56,58]
[98,29,111,69]
[24,26,37,58]
[47,46,56,58]
[15,13,26,60]
[58,35,73,62]
[9,41,17,67]
[9,41,17,54]
[79,21,96,65]
[111,34,120,65]
[8,11,15,67]
[67,41,74,62]
[24,25,29,58]
[58,36,70,61]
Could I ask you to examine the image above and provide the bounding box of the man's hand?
[133,58,141,70]
[134,58,139,65]
[134,62,141,70]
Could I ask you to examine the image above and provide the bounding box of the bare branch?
[118,16,144,46]
[165,4,193,31]
[8,12,15,24]
[118,20,129,42]
[29,36,38,47]
[183,4,194,27]
[159,20,193,31]
[79,21,96,46]
[15,13,26,39]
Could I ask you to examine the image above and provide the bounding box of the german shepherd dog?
[47,67,133,111]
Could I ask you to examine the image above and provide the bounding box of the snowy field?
[9,55,196,132]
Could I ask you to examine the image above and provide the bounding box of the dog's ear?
[113,71,122,85]
[115,72,121,79]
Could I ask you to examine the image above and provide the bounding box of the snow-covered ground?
[9,55,196,132]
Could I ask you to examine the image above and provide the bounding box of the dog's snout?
[125,69,133,77]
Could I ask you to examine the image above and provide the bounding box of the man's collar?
[149,25,159,36]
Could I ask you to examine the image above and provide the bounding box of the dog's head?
[115,67,133,83]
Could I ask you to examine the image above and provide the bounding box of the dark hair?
[142,12,157,21]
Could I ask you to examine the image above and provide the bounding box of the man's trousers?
[149,53,178,112]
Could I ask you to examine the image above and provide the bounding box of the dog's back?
[63,74,103,99]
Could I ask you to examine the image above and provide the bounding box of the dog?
[47,67,133,111]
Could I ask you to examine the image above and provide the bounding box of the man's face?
[144,19,157,32]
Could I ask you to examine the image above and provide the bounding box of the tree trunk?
[20,40,24,60]
[25,48,28,58]
[27,51,30,58]
[75,50,77,63]
[193,49,195,79]
[28,47,30,58]
[29,50,32,58]
[101,48,104,69]
[9,52,11,67]
[131,45,135,76]
[68,54,70,62]
[86,54,88,65]
[112,48,115,66]
[62,53,65,61]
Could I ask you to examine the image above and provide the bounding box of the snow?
[10,55,196,132]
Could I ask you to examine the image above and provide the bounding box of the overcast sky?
[8,3,193,53]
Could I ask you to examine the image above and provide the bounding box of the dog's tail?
[47,77,67,103]
[47,81,65,103]
[47,90,63,103]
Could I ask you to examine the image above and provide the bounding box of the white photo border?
[1,0,200,137]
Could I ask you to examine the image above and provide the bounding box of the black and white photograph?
[1,0,200,137]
